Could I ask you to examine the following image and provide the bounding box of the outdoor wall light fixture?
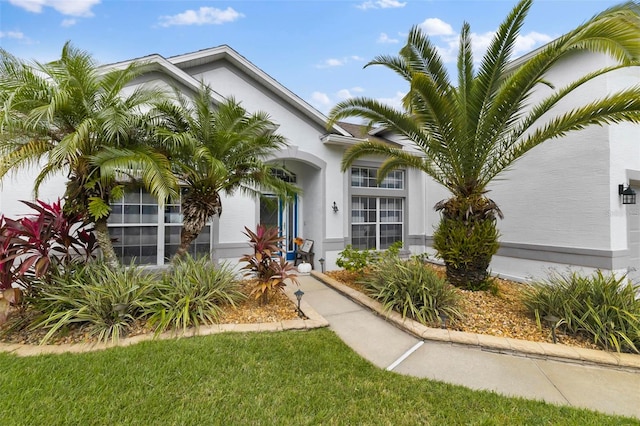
[294,289,304,317]
[332,201,339,213]
[619,184,637,205]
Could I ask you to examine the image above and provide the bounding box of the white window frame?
[349,166,406,251]
[108,188,213,265]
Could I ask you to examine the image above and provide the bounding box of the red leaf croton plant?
[0,199,97,324]
[240,224,298,305]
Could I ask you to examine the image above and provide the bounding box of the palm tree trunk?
[433,196,501,291]
[434,216,499,290]
[174,224,203,260]
[173,192,221,262]
[94,217,119,268]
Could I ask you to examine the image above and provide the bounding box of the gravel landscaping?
[0,280,300,346]
[325,267,602,351]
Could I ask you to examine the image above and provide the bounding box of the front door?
[260,194,298,260]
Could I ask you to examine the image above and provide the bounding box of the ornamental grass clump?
[362,256,462,327]
[523,270,640,353]
[30,261,156,344]
[147,255,246,335]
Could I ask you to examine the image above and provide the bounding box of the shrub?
[523,270,640,353]
[336,245,373,273]
[30,261,155,344]
[362,256,462,327]
[146,256,246,335]
[433,216,500,291]
[336,241,403,273]
[240,225,298,304]
[0,199,97,292]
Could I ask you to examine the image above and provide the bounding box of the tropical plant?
[327,0,640,290]
[523,270,640,352]
[240,224,298,304]
[0,200,98,323]
[336,241,404,273]
[0,42,177,266]
[0,215,20,291]
[432,211,500,290]
[336,245,374,273]
[146,255,245,335]
[12,200,96,279]
[150,84,298,260]
[362,256,462,327]
[30,261,157,344]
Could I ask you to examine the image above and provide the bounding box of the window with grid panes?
[350,167,404,250]
[108,189,159,264]
[163,189,211,261]
[108,188,212,264]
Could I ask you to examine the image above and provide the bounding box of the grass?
[1,329,636,425]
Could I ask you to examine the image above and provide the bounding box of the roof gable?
[106,45,350,137]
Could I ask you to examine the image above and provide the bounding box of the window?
[163,191,211,260]
[108,188,211,264]
[350,167,405,250]
[351,167,404,189]
[109,189,158,264]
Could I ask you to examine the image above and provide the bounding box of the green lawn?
[0,329,636,425]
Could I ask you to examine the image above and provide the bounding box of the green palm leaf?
[327,0,640,288]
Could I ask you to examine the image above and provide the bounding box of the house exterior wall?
[0,167,67,217]
[3,46,640,282]
[419,51,640,282]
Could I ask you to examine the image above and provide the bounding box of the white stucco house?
[1,45,640,283]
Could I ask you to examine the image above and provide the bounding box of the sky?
[0,0,626,115]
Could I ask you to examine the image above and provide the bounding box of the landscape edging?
[310,271,640,372]
[0,284,329,357]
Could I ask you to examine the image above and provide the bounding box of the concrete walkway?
[295,273,640,420]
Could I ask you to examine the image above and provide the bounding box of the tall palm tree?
[0,42,178,266]
[328,0,640,290]
[151,84,298,260]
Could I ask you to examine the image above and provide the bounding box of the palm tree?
[151,84,298,260]
[0,42,178,266]
[328,0,640,290]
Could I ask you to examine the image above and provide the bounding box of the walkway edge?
[310,271,640,372]
[0,285,329,357]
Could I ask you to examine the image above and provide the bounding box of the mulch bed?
[326,266,601,351]
[0,280,300,346]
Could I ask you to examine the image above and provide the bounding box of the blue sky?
[0,0,624,114]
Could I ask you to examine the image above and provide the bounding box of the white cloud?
[336,87,365,99]
[357,0,406,10]
[377,32,399,44]
[311,91,331,106]
[419,18,454,36]
[316,58,344,68]
[0,31,25,39]
[316,56,364,69]
[337,89,353,100]
[514,31,553,56]
[9,0,100,17]
[61,18,76,27]
[470,31,494,59]
[427,29,554,65]
[158,7,244,27]
[377,91,405,110]
[466,31,553,61]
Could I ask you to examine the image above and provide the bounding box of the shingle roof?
[337,121,401,146]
